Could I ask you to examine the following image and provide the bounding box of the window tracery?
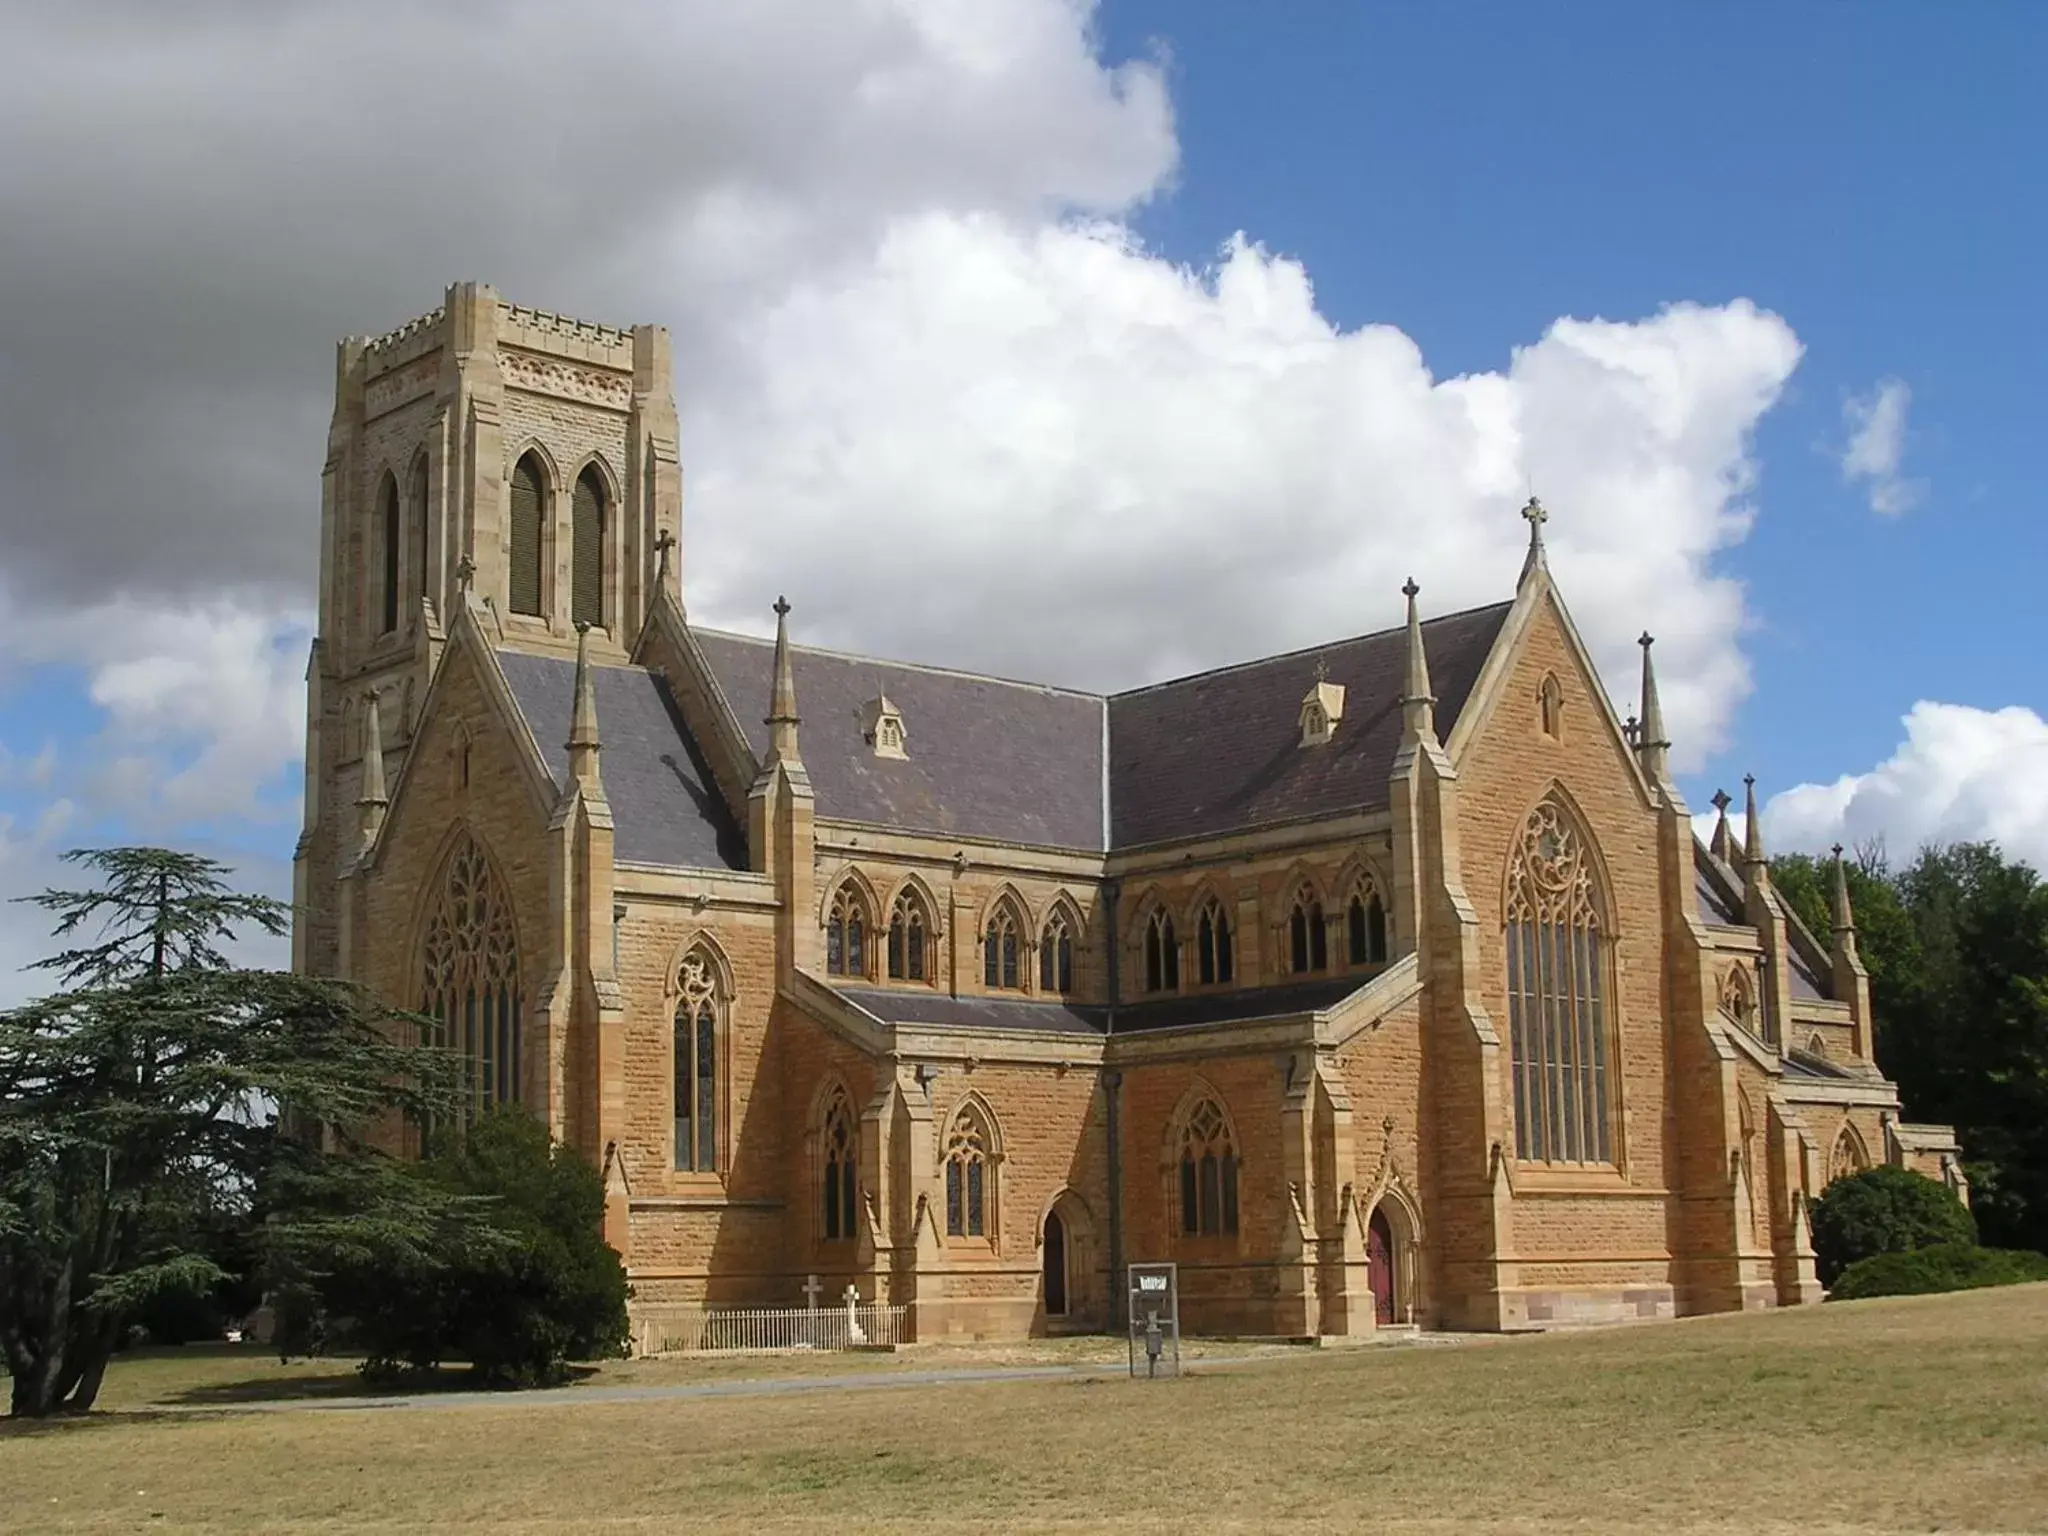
[1346,878,1388,966]
[983,901,1022,990]
[1196,898,1234,986]
[821,1087,859,1242]
[887,889,929,982]
[826,884,869,978]
[1178,1098,1239,1237]
[418,834,523,1117]
[1505,800,1613,1164]
[673,948,721,1172]
[1039,910,1074,992]
[943,1103,994,1239]
[1144,907,1178,993]
[1289,885,1327,974]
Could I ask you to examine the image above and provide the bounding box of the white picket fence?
[635,1303,908,1358]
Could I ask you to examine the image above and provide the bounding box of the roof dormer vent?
[861,690,908,760]
[1298,660,1345,748]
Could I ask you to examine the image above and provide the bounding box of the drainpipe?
[1103,878,1124,1330]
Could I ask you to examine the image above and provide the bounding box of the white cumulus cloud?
[1840,377,1922,517]
[1765,701,2048,870]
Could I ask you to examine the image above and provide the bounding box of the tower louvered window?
[1505,800,1613,1164]
[418,835,523,1120]
[378,474,400,634]
[509,453,545,617]
[572,466,605,629]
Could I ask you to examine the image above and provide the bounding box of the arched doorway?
[1043,1210,1068,1317]
[1367,1208,1396,1325]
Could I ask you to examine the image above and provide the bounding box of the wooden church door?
[1367,1208,1396,1325]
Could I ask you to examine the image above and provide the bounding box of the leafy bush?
[1810,1165,1977,1285]
[1829,1243,2048,1300]
[315,1110,630,1386]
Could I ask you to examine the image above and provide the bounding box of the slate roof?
[496,651,746,871]
[693,602,1511,854]
[835,974,1370,1036]
[1106,603,1513,847]
[693,629,1107,851]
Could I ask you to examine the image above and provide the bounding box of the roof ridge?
[1107,598,1516,702]
[690,625,1108,701]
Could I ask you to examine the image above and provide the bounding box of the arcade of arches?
[302,284,1966,1342]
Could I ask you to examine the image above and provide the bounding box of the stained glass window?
[1289,886,1327,974]
[822,1088,858,1241]
[827,886,868,978]
[1039,912,1074,992]
[1145,909,1178,993]
[887,891,928,981]
[1178,1098,1238,1237]
[673,948,722,1172]
[944,1105,991,1238]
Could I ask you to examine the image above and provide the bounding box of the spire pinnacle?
[1518,496,1549,586]
[567,621,602,787]
[767,595,801,765]
[1636,631,1671,780]
[1831,843,1857,935]
[1710,788,1735,864]
[1742,773,1767,872]
[356,688,388,850]
[1400,577,1436,742]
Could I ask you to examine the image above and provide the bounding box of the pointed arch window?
[943,1103,994,1239]
[1196,899,1234,986]
[1538,673,1565,739]
[887,890,929,982]
[821,1088,859,1242]
[571,464,606,630]
[409,456,431,613]
[1505,800,1613,1164]
[1289,886,1327,974]
[509,452,546,617]
[1178,1098,1239,1237]
[1144,908,1178,993]
[418,835,523,1118]
[983,902,1022,990]
[1039,910,1074,992]
[673,949,722,1172]
[377,472,401,634]
[826,884,869,978]
[1347,879,1388,966]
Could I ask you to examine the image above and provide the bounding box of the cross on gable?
[1523,496,1548,530]
[655,530,677,574]
[774,594,791,619]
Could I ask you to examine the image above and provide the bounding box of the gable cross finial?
[1711,788,1731,814]
[774,594,791,619]
[1313,654,1329,684]
[1401,576,1420,600]
[455,553,476,594]
[1518,496,1549,586]
[655,529,677,578]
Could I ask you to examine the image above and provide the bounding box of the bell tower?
[293,282,682,978]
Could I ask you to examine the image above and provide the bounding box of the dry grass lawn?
[6,1285,2047,1534]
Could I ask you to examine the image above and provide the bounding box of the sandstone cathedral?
[294,283,1964,1340]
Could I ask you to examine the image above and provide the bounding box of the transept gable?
[363,603,559,874]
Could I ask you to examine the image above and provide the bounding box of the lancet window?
[983,903,1021,990]
[826,884,869,978]
[672,948,721,1173]
[418,834,523,1117]
[409,455,430,612]
[377,472,401,635]
[509,452,546,617]
[1039,910,1074,993]
[1347,879,1388,966]
[1178,1098,1239,1238]
[943,1103,994,1239]
[571,464,606,630]
[887,890,929,982]
[821,1087,859,1242]
[1144,908,1178,993]
[1505,799,1613,1164]
[1289,885,1327,974]
[1196,899,1234,986]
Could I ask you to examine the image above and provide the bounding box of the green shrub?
[1809,1165,1976,1285]
[1829,1243,2048,1300]
[314,1110,630,1386]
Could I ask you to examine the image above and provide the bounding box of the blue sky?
[1098,1,2047,814]
[2,2,2044,990]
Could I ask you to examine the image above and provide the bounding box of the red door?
[1367,1209,1396,1325]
